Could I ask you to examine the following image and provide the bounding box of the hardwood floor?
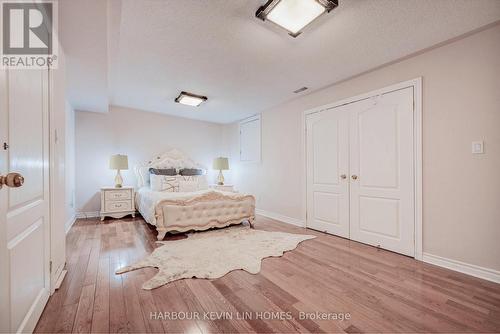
[35,215,500,333]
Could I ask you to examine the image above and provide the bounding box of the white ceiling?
[59,0,500,123]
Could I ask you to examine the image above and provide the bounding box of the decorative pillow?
[149,168,177,176]
[178,180,198,192]
[150,174,179,192]
[179,168,204,176]
[176,175,208,190]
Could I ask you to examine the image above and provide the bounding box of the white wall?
[65,101,76,231]
[223,24,500,272]
[75,106,224,213]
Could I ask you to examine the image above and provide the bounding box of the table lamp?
[213,157,229,185]
[109,154,128,188]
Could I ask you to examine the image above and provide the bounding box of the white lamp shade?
[212,157,229,170]
[109,154,128,170]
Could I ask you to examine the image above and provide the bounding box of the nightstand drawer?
[105,200,132,212]
[105,190,131,201]
[210,184,236,192]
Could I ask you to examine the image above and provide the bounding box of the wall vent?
[293,87,308,93]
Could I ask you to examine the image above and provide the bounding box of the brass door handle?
[0,172,25,189]
[340,174,347,180]
[351,175,358,180]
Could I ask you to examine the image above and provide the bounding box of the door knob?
[0,172,25,189]
[351,175,358,180]
[340,174,347,180]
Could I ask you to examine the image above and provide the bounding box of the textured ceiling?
[60,0,500,123]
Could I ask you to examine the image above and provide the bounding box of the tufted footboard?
[154,191,255,240]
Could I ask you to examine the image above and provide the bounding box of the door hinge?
[3,142,8,150]
[49,260,52,273]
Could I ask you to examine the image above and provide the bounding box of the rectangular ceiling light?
[175,91,207,107]
[256,0,338,37]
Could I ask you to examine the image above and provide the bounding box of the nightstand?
[100,186,136,221]
[210,184,236,192]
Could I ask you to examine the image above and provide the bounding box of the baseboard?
[255,209,305,227]
[54,269,67,290]
[50,261,66,294]
[75,211,100,219]
[64,215,76,234]
[422,252,500,284]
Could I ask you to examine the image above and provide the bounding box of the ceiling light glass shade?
[268,0,324,35]
[256,0,338,37]
[175,91,207,107]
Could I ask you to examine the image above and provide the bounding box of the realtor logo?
[1,0,58,68]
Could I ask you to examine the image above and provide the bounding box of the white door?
[349,87,415,256]
[0,68,51,332]
[306,105,350,237]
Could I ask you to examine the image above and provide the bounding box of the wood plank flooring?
[35,215,500,333]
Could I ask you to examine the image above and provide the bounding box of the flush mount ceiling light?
[175,91,207,107]
[256,0,338,37]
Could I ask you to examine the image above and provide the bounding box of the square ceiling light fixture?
[256,0,338,37]
[175,91,208,107]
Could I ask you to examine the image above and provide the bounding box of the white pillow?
[150,174,178,192]
[196,175,209,190]
[178,180,198,192]
[137,166,150,187]
[177,175,208,191]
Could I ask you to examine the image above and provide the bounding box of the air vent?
[293,87,308,94]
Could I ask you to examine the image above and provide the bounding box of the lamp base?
[217,170,225,186]
[114,170,123,188]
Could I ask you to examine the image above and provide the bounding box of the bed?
[134,149,255,240]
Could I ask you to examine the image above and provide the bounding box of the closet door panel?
[306,106,350,237]
[349,87,414,256]
[312,117,339,185]
[359,197,400,238]
[313,192,339,223]
[358,106,398,189]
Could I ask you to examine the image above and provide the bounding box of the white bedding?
[136,187,236,226]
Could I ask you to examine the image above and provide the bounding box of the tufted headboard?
[135,149,206,188]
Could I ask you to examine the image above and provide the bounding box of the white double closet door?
[306,87,415,257]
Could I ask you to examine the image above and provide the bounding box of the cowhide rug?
[116,225,315,290]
